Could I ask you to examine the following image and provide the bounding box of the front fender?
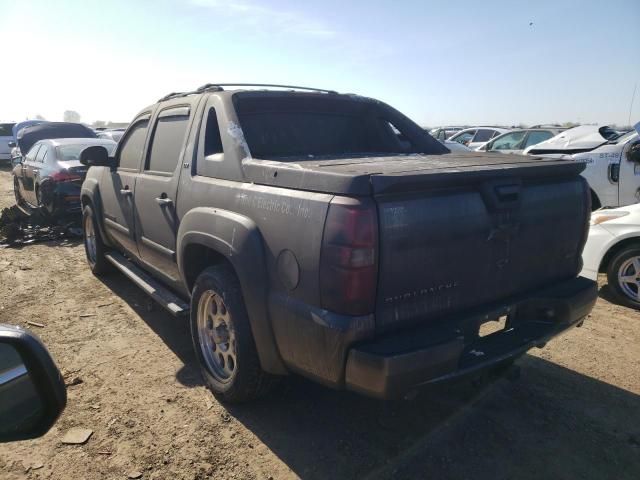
[177,207,286,375]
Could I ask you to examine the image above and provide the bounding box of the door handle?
[155,196,173,206]
[120,188,133,196]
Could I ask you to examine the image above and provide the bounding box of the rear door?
[100,114,151,255]
[21,144,43,204]
[134,105,192,281]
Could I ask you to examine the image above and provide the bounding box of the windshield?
[56,143,116,160]
[233,94,442,159]
[0,123,15,137]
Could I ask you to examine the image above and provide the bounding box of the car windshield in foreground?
[233,94,435,159]
[0,123,16,136]
[56,143,115,160]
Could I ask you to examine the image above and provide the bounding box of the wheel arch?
[599,236,640,273]
[177,207,286,375]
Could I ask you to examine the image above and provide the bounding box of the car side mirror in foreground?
[80,145,114,168]
[8,141,16,148]
[0,324,66,443]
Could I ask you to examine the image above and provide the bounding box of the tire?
[82,204,112,275]
[190,264,276,403]
[606,245,640,309]
[13,176,23,206]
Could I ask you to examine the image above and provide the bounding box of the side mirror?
[0,324,66,443]
[80,146,114,167]
[627,141,640,163]
[8,141,16,148]
[10,156,22,167]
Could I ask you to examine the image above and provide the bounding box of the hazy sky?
[1,0,639,126]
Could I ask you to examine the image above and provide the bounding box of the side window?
[490,132,527,150]
[454,131,475,145]
[35,146,48,163]
[146,107,191,173]
[118,118,150,170]
[524,131,554,148]
[204,108,223,157]
[26,144,41,162]
[474,129,497,143]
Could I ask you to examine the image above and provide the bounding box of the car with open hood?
[13,138,116,216]
[525,124,640,209]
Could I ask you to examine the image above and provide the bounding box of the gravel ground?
[0,164,639,480]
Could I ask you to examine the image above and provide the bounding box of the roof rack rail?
[197,83,339,94]
[158,83,338,103]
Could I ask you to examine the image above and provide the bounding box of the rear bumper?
[344,276,597,399]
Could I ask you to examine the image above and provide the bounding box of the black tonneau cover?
[243,153,586,195]
[17,122,97,153]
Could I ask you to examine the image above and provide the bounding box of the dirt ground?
[0,164,639,480]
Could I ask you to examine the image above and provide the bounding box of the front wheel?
[190,265,276,403]
[82,204,112,275]
[606,246,640,309]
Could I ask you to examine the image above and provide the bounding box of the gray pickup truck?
[79,84,597,402]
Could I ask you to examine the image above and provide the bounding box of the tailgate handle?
[495,185,520,203]
[481,179,522,211]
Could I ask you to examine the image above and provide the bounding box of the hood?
[17,122,96,153]
[525,125,618,155]
[12,120,47,139]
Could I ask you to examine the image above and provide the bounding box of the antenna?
[628,82,637,127]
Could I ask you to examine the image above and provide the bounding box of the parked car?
[13,138,116,215]
[0,323,66,443]
[97,129,125,143]
[479,128,566,154]
[79,84,596,403]
[525,124,640,209]
[430,126,465,142]
[581,204,640,309]
[0,122,16,163]
[448,127,510,150]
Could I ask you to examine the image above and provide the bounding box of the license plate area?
[479,315,508,337]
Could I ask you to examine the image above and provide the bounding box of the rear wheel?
[82,204,112,275]
[13,177,23,206]
[606,246,640,309]
[190,265,276,403]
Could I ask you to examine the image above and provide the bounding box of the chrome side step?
[105,252,189,317]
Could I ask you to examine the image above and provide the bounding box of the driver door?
[100,114,152,256]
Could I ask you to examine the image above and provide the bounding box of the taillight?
[320,197,378,316]
[51,170,81,183]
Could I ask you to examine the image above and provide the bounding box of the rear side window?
[204,108,223,156]
[35,146,48,162]
[146,107,190,173]
[26,144,41,161]
[524,131,554,148]
[474,129,497,142]
[118,118,150,170]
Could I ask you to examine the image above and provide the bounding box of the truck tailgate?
[372,158,589,332]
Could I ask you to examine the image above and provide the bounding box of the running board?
[105,252,190,317]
